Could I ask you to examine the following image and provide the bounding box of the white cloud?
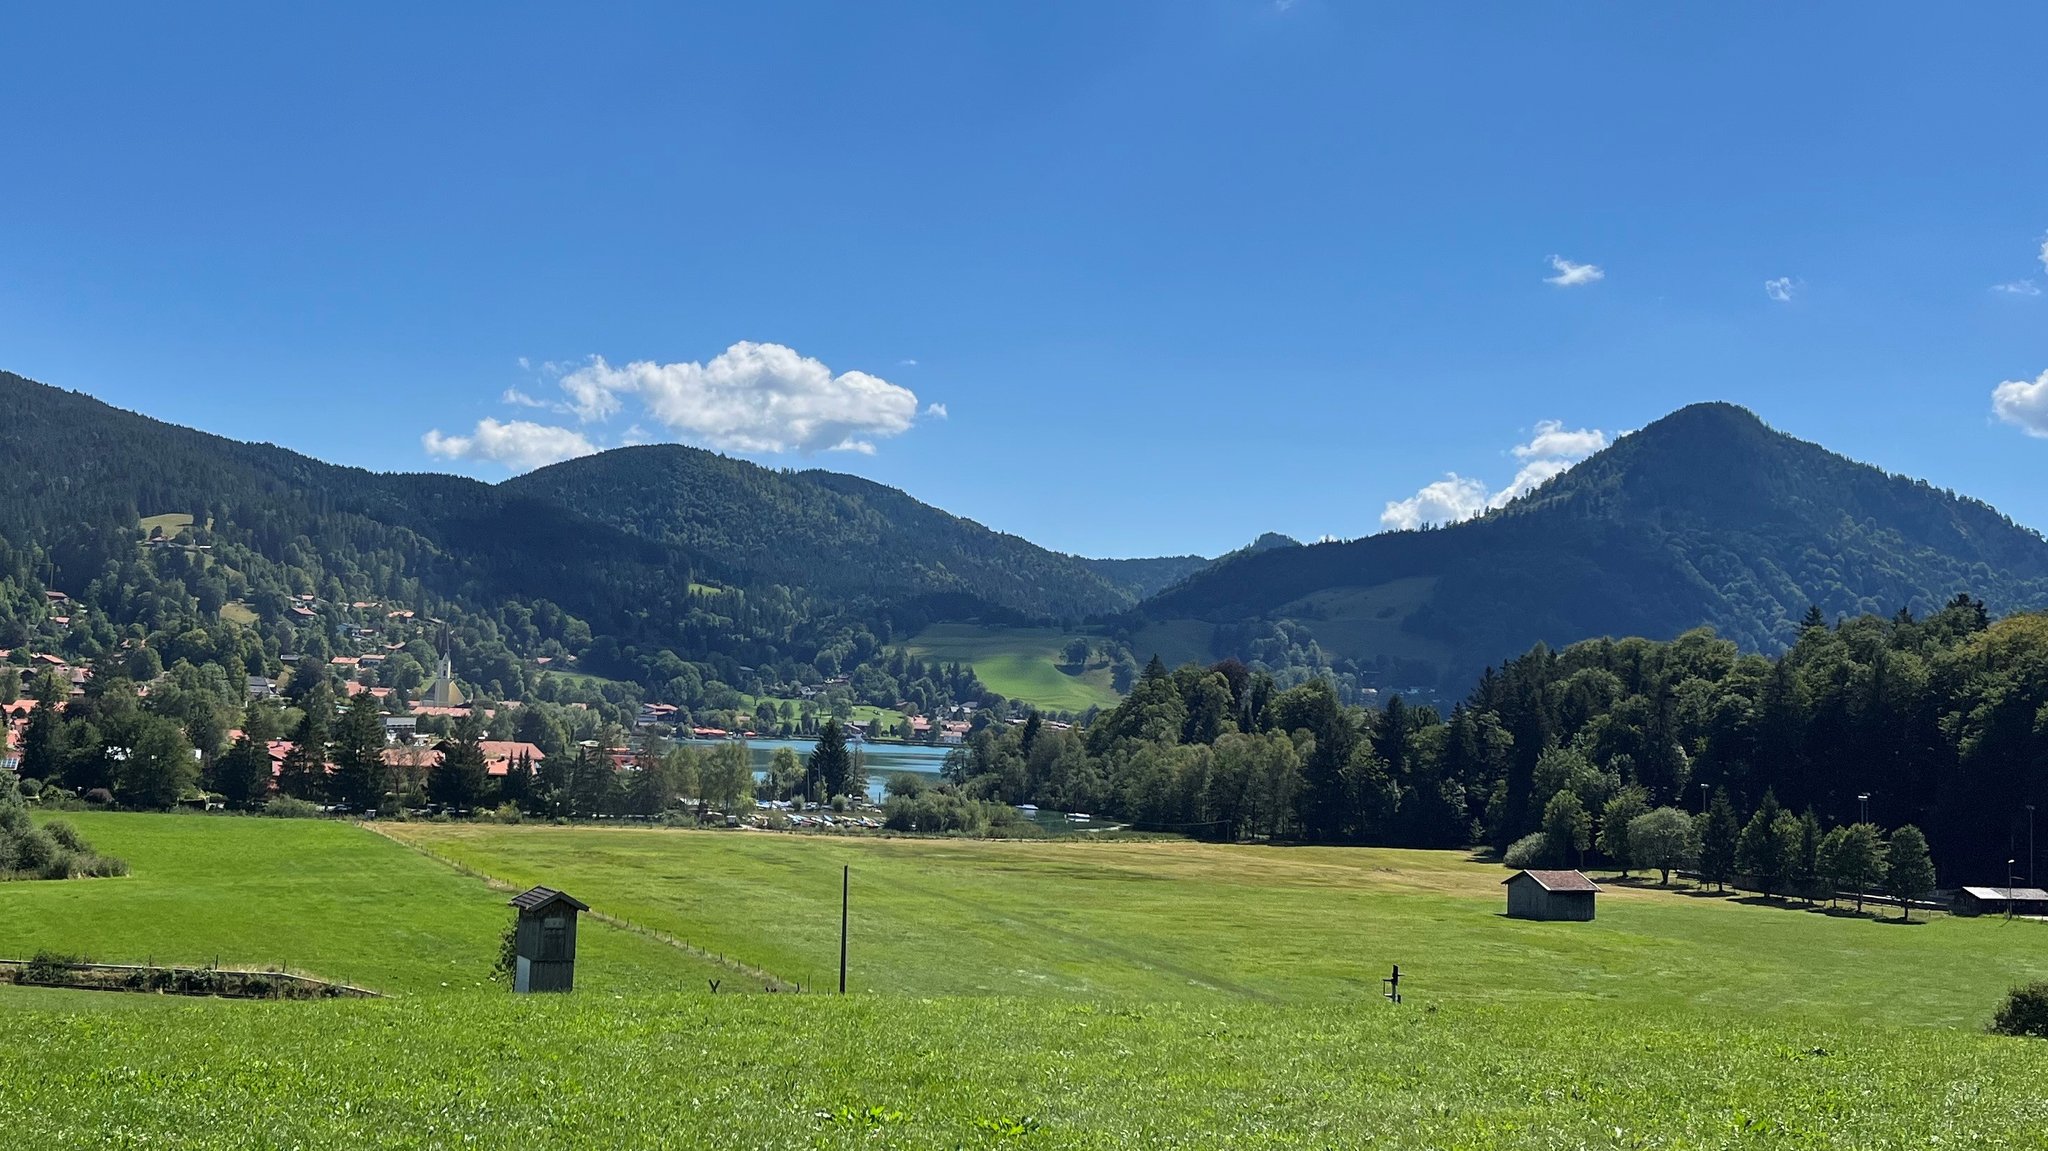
[1993,370,2048,438]
[1764,277,1798,302]
[1381,419,1609,529]
[502,387,549,408]
[1380,474,1489,531]
[2039,235,2048,274]
[551,342,923,454]
[1545,255,1604,287]
[898,358,919,367]
[1512,418,1608,462]
[1995,279,2043,296]
[421,419,599,471]
[924,402,948,419]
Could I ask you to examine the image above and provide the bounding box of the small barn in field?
[1952,886,2048,917]
[508,886,588,993]
[1503,869,1600,921]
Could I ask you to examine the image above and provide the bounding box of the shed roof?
[509,886,589,913]
[1959,886,2048,901]
[1503,869,1601,893]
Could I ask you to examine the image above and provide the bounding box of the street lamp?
[2029,804,2037,889]
[1857,793,1870,825]
[1700,783,1709,815]
[2010,859,2020,923]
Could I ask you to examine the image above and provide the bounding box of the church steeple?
[422,622,466,708]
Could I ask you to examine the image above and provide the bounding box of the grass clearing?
[906,624,1121,712]
[383,823,2048,1027]
[138,512,195,536]
[8,813,728,995]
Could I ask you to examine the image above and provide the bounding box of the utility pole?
[839,864,849,995]
[1699,783,1708,815]
[1857,793,1870,825]
[2009,859,2019,923]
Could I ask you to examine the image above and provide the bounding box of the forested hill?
[1125,403,2048,691]
[0,371,1138,704]
[503,445,1132,620]
[1080,534,1303,602]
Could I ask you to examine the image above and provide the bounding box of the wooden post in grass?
[839,864,849,995]
[1383,965,1401,1004]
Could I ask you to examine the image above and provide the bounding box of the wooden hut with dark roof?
[1503,869,1600,921]
[508,886,589,992]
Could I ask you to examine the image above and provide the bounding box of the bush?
[1503,832,1555,870]
[43,820,86,852]
[83,853,129,877]
[84,788,114,806]
[21,950,82,985]
[1991,982,2048,1039]
[261,796,322,819]
[17,777,41,799]
[11,828,58,874]
[491,802,523,824]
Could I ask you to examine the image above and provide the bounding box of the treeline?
[937,596,2039,883]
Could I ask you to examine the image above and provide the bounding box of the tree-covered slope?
[1130,403,2048,689]
[504,445,1133,620]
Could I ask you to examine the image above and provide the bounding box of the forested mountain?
[1082,534,1302,602]
[1124,403,2048,693]
[1081,554,1212,601]
[504,445,1131,620]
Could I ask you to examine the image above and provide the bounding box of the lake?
[684,737,955,803]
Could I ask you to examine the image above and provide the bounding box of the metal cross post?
[1382,964,1401,1004]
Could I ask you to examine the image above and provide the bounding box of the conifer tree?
[429,713,490,811]
[330,691,389,810]
[212,735,271,810]
[808,719,852,801]
[277,709,329,800]
[1736,789,1796,898]
[1697,788,1740,891]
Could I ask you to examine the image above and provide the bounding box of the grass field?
[382,823,2048,1027]
[8,813,729,995]
[907,624,1121,712]
[138,512,196,536]
[9,814,2048,1147]
[5,994,2046,1149]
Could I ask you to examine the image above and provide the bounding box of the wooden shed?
[1952,886,2048,917]
[1503,869,1600,921]
[508,886,588,993]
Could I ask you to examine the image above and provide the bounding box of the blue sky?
[4,3,2045,557]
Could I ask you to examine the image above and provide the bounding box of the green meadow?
[5,813,2048,1148]
[384,822,2048,1026]
[906,623,1122,712]
[7,813,727,995]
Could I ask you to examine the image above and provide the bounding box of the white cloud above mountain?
[423,341,933,472]
[421,419,598,471]
[1380,420,1609,530]
[1992,370,2048,438]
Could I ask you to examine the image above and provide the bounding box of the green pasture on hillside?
[385,823,2048,1028]
[906,624,1121,712]
[7,813,727,995]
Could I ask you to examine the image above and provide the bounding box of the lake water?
[684,737,954,803]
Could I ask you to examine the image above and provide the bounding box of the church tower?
[422,623,466,708]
